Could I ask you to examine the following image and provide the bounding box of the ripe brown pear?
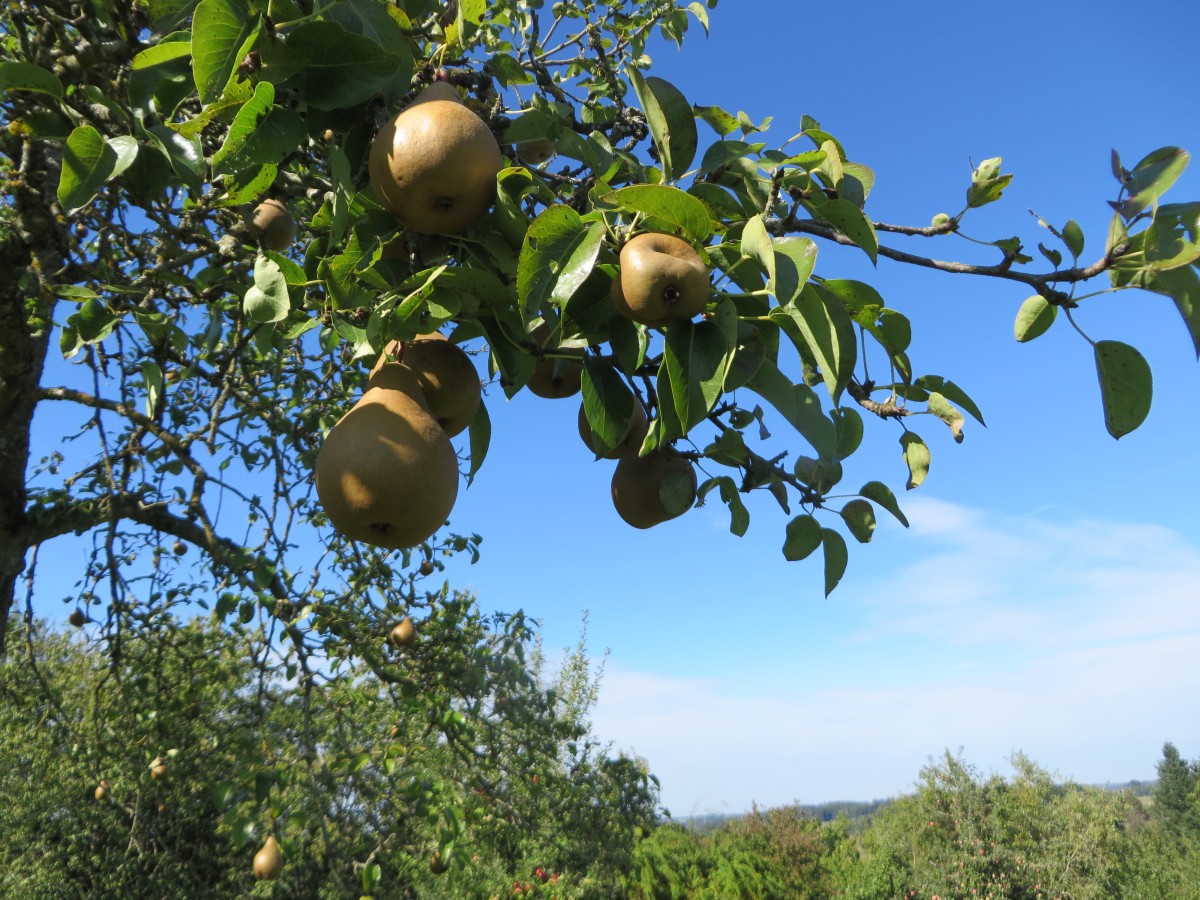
[612,232,710,327]
[253,835,285,881]
[578,401,649,459]
[315,365,459,550]
[68,608,86,628]
[368,83,503,235]
[149,757,168,780]
[94,780,110,801]
[248,199,295,251]
[374,333,481,437]
[610,449,697,529]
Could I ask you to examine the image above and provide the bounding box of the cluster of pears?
[315,332,480,550]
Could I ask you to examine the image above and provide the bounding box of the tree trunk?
[0,135,65,656]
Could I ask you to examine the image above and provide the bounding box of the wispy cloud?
[590,500,1200,815]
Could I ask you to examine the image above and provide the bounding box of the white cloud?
[589,500,1200,815]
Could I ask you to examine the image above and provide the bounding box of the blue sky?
[29,0,1200,816]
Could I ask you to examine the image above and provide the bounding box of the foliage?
[841,751,1147,900]
[624,805,853,899]
[1151,741,1200,834]
[0,602,660,898]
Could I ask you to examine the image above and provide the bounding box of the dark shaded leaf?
[1094,339,1152,438]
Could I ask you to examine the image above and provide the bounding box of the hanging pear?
[374,332,481,437]
[316,365,459,549]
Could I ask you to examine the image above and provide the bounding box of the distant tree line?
[624,745,1200,899]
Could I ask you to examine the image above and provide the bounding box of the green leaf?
[628,70,697,183]
[212,82,307,174]
[693,104,738,137]
[284,21,413,111]
[467,400,490,485]
[841,498,876,543]
[603,184,712,242]
[191,0,256,104]
[740,214,774,290]
[1094,339,1152,438]
[927,392,965,443]
[1062,219,1085,259]
[770,284,857,404]
[821,528,848,596]
[0,61,64,97]
[745,358,835,458]
[131,39,193,70]
[831,407,863,460]
[146,124,204,188]
[1014,294,1057,342]
[899,432,930,489]
[1115,146,1189,218]
[244,254,290,323]
[657,299,737,438]
[363,861,382,893]
[141,361,163,418]
[581,358,635,457]
[913,375,986,426]
[813,198,878,264]
[859,481,908,527]
[58,126,118,213]
[772,237,818,305]
[697,476,749,537]
[211,780,237,813]
[517,205,595,315]
[782,514,822,561]
[1143,202,1200,270]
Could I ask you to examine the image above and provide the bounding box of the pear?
[253,835,285,881]
[149,757,168,780]
[612,232,710,327]
[315,365,459,550]
[578,401,649,459]
[610,449,697,528]
[430,850,450,875]
[368,83,503,234]
[525,320,583,399]
[374,332,480,437]
[68,608,86,628]
[248,199,295,251]
[94,780,110,801]
[419,559,435,576]
[389,614,417,647]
